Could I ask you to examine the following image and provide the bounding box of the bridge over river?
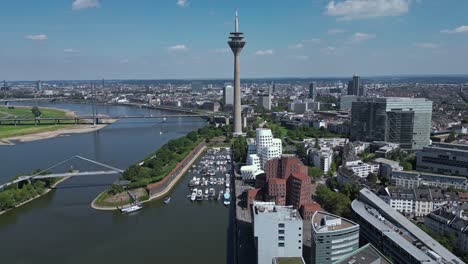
[0,156,124,190]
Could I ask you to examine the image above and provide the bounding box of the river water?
[0,102,230,264]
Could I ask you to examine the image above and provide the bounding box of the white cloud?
[168,44,189,52]
[72,0,100,11]
[321,46,337,54]
[25,34,48,41]
[209,48,230,54]
[351,32,376,42]
[254,49,275,56]
[64,48,79,53]
[328,28,346,34]
[413,42,439,49]
[289,43,304,49]
[325,0,410,21]
[120,59,130,64]
[177,0,189,8]
[441,25,468,34]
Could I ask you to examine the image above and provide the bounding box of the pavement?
[233,173,256,264]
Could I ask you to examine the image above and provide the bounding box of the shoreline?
[0,123,113,145]
[0,101,208,146]
[0,105,116,145]
[0,176,70,216]
[91,144,207,211]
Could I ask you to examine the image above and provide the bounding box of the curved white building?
[256,128,282,168]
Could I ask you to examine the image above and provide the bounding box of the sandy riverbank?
[0,123,112,145]
[0,176,70,216]
[91,145,207,211]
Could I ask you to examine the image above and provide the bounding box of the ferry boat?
[120,203,143,214]
[163,197,171,204]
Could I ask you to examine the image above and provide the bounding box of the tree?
[232,136,247,163]
[401,161,413,171]
[446,131,457,143]
[314,138,321,150]
[108,184,124,195]
[315,184,351,216]
[330,161,337,174]
[367,172,378,184]
[187,131,198,142]
[308,166,323,180]
[31,106,42,117]
[296,144,307,159]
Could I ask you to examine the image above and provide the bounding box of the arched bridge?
[0,156,124,190]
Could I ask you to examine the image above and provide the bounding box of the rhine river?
[0,102,230,264]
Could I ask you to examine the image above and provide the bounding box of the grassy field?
[0,105,70,119]
[0,106,75,139]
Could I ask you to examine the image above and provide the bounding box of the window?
[278,242,285,247]
[279,236,285,241]
[279,230,285,234]
[278,223,285,228]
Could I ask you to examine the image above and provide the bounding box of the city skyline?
[0,0,467,80]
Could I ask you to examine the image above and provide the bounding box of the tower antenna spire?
[235,8,239,32]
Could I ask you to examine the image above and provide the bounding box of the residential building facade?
[253,201,303,264]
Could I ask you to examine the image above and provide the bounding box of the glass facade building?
[351,97,432,150]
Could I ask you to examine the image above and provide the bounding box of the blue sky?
[0,0,467,80]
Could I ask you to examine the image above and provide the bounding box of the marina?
[0,102,230,264]
[186,148,232,206]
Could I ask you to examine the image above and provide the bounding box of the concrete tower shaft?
[227,10,246,136]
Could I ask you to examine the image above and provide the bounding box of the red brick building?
[287,173,312,209]
[267,178,287,206]
[261,155,313,210]
[264,155,308,182]
[300,201,322,220]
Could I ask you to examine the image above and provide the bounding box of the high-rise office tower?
[223,84,234,106]
[36,80,43,92]
[257,93,271,111]
[351,97,432,150]
[347,75,366,96]
[309,82,317,101]
[228,10,246,136]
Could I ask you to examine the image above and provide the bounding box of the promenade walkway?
[146,141,206,200]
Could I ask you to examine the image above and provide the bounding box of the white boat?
[120,204,143,214]
[204,188,209,195]
[223,192,231,206]
[191,188,198,201]
[196,189,203,201]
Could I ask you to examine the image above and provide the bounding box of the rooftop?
[312,211,358,233]
[273,257,305,264]
[332,243,392,264]
[253,201,302,221]
[358,188,463,263]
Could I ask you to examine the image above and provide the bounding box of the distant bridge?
[0,156,124,190]
[0,114,211,125]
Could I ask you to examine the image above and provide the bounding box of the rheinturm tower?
[228,10,246,136]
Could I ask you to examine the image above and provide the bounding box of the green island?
[0,170,64,213]
[0,105,74,139]
[93,124,230,207]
